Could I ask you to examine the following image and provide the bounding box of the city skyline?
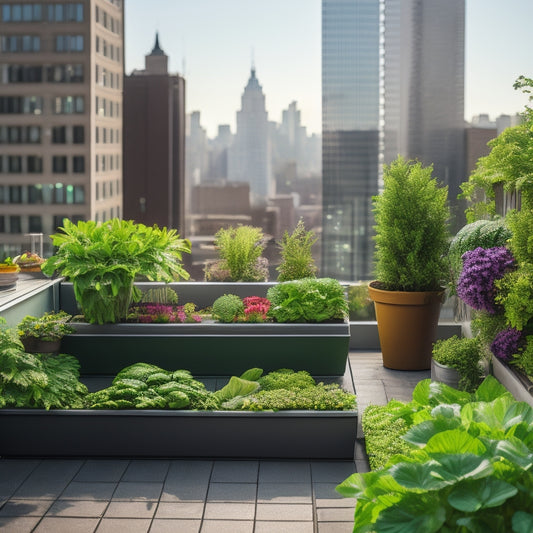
[125,0,533,138]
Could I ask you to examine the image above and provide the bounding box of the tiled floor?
[0,352,430,533]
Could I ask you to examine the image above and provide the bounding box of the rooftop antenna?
[251,46,255,73]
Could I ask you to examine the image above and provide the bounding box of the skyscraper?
[321,0,381,281]
[123,34,186,232]
[228,67,272,206]
[383,0,465,227]
[0,0,124,256]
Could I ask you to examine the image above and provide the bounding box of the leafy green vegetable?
[213,376,260,403]
[212,294,244,323]
[257,368,316,391]
[267,278,348,323]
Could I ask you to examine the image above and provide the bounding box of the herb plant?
[267,278,348,323]
[432,335,484,392]
[372,156,450,292]
[206,225,268,282]
[141,286,179,305]
[276,218,318,281]
[17,311,75,342]
[42,219,191,324]
[212,294,245,323]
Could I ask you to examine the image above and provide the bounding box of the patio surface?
[0,351,430,533]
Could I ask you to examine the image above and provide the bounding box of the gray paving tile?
[317,506,355,521]
[318,522,355,533]
[161,480,209,502]
[59,481,117,500]
[0,516,41,533]
[122,460,170,482]
[210,461,258,482]
[311,461,356,482]
[104,501,157,518]
[207,482,256,502]
[314,482,349,501]
[0,499,52,516]
[154,501,204,519]
[259,461,311,483]
[46,500,108,517]
[96,518,151,533]
[0,460,41,499]
[33,516,100,533]
[74,460,129,482]
[12,460,83,500]
[257,482,312,503]
[149,519,201,533]
[204,502,255,520]
[166,460,212,482]
[112,481,163,501]
[200,520,254,533]
[256,503,313,521]
[255,521,314,533]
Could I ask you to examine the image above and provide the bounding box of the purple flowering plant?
[457,246,515,313]
[127,303,202,324]
[490,327,523,362]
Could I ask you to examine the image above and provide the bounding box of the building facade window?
[0,96,42,114]
[8,155,21,173]
[53,95,84,114]
[1,35,41,53]
[55,35,84,52]
[2,4,43,23]
[47,64,84,83]
[27,155,42,173]
[52,155,67,173]
[72,155,84,173]
[28,185,43,204]
[0,64,42,83]
[73,125,84,143]
[10,215,21,233]
[52,126,66,143]
[0,126,41,144]
[9,186,22,203]
[47,3,83,22]
[28,215,42,232]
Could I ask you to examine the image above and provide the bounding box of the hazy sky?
[125,0,532,138]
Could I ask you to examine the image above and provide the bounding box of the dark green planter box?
[62,321,350,376]
[59,281,350,376]
[0,408,357,458]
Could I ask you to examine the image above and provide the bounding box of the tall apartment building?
[383,0,465,228]
[321,0,381,281]
[0,0,123,256]
[123,34,186,232]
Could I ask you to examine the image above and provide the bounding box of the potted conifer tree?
[369,157,450,370]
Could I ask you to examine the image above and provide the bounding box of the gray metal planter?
[431,359,461,389]
[0,408,358,459]
[62,321,350,376]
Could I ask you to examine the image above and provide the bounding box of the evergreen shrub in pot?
[369,156,450,370]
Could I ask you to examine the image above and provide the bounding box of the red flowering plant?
[242,296,271,323]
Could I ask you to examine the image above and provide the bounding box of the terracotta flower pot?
[368,282,444,370]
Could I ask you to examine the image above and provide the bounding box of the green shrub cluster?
[257,368,316,390]
[0,318,87,409]
[373,157,450,291]
[267,278,348,323]
[211,294,244,323]
[141,287,179,304]
[276,219,318,281]
[338,377,533,533]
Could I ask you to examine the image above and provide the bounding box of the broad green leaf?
[412,379,431,405]
[431,403,462,419]
[374,493,446,533]
[240,368,263,381]
[425,429,486,455]
[457,514,505,533]
[474,375,512,402]
[503,401,533,430]
[390,460,449,490]
[213,376,260,403]
[479,437,533,469]
[403,418,462,447]
[336,471,406,500]
[448,478,517,512]
[512,511,533,533]
[431,454,493,484]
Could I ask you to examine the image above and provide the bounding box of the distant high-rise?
[123,33,186,232]
[383,0,465,227]
[321,0,381,280]
[228,68,272,206]
[0,0,124,256]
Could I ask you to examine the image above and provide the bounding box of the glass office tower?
[321,0,380,281]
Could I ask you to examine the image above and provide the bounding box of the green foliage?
[141,286,178,304]
[276,218,317,281]
[432,336,484,392]
[209,225,267,282]
[471,311,508,348]
[362,404,413,470]
[506,208,533,264]
[373,157,450,291]
[337,376,533,533]
[267,278,348,323]
[41,219,191,324]
[448,219,512,293]
[239,383,356,411]
[347,282,376,320]
[495,264,533,331]
[0,318,87,409]
[212,294,244,323]
[257,368,316,390]
[17,311,75,342]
